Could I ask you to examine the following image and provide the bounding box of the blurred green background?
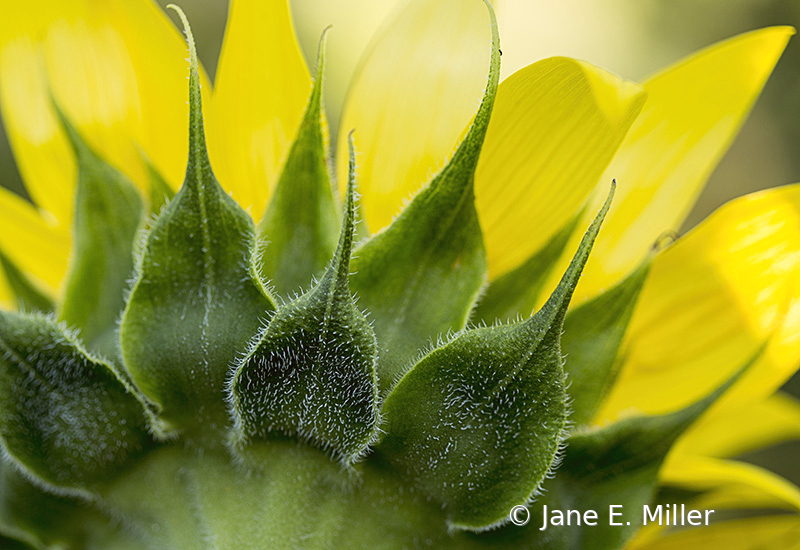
[0,0,798,481]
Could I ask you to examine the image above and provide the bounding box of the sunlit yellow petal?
[628,515,800,550]
[0,25,73,226]
[672,392,800,459]
[337,0,491,233]
[0,267,13,310]
[209,0,310,217]
[555,27,793,305]
[596,185,800,422]
[0,187,69,294]
[105,0,212,188]
[661,455,800,512]
[0,0,208,224]
[476,58,644,277]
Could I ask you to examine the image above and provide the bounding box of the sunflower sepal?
[257,30,339,299]
[349,13,501,394]
[0,1,797,548]
[481,348,761,549]
[53,106,143,360]
[561,256,652,426]
[230,144,380,465]
[0,311,152,496]
[376,186,614,531]
[473,208,585,325]
[118,7,275,447]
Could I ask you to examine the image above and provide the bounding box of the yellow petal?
[628,515,800,550]
[475,57,644,277]
[0,0,208,224]
[0,187,69,294]
[337,0,492,233]
[208,0,311,218]
[661,455,800,513]
[105,1,212,189]
[596,185,800,422]
[0,267,14,310]
[559,27,793,305]
[0,25,73,226]
[672,392,800,459]
[290,0,402,131]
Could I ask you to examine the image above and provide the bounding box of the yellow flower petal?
[0,25,74,226]
[208,0,310,218]
[564,27,793,305]
[661,455,800,513]
[0,0,207,224]
[290,0,401,130]
[475,58,644,277]
[596,185,800,422]
[628,515,800,550]
[0,268,13,310]
[672,392,800,459]
[106,1,212,188]
[0,187,69,294]
[336,0,492,233]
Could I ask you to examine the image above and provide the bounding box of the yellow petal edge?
[209,0,311,218]
[629,514,800,550]
[597,184,800,422]
[336,0,492,233]
[475,57,644,277]
[0,0,209,227]
[556,26,793,306]
[673,392,800,459]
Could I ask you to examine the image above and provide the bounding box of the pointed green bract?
[145,160,175,216]
[0,312,151,494]
[473,211,584,325]
[54,109,143,358]
[119,8,275,445]
[231,142,379,463]
[258,32,339,298]
[562,259,651,426]
[0,251,53,313]
[482,353,757,550]
[378,187,614,531]
[349,6,501,393]
[0,4,791,549]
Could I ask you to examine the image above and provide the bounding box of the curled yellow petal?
[629,515,800,550]
[672,392,800,459]
[337,0,492,233]
[661,455,800,513]
[476,57,644,277]
[0,0,208,224]
[563,27,793,305]
[0,187,69,294]
[596,185,800,422]
[209,0,311,217]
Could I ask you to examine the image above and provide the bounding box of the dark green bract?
[0,4,749,550]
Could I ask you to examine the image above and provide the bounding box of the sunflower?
[0,0,799,548]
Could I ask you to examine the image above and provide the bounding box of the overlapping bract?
[0,0,797,549]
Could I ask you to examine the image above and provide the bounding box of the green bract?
[0,5,754,550]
